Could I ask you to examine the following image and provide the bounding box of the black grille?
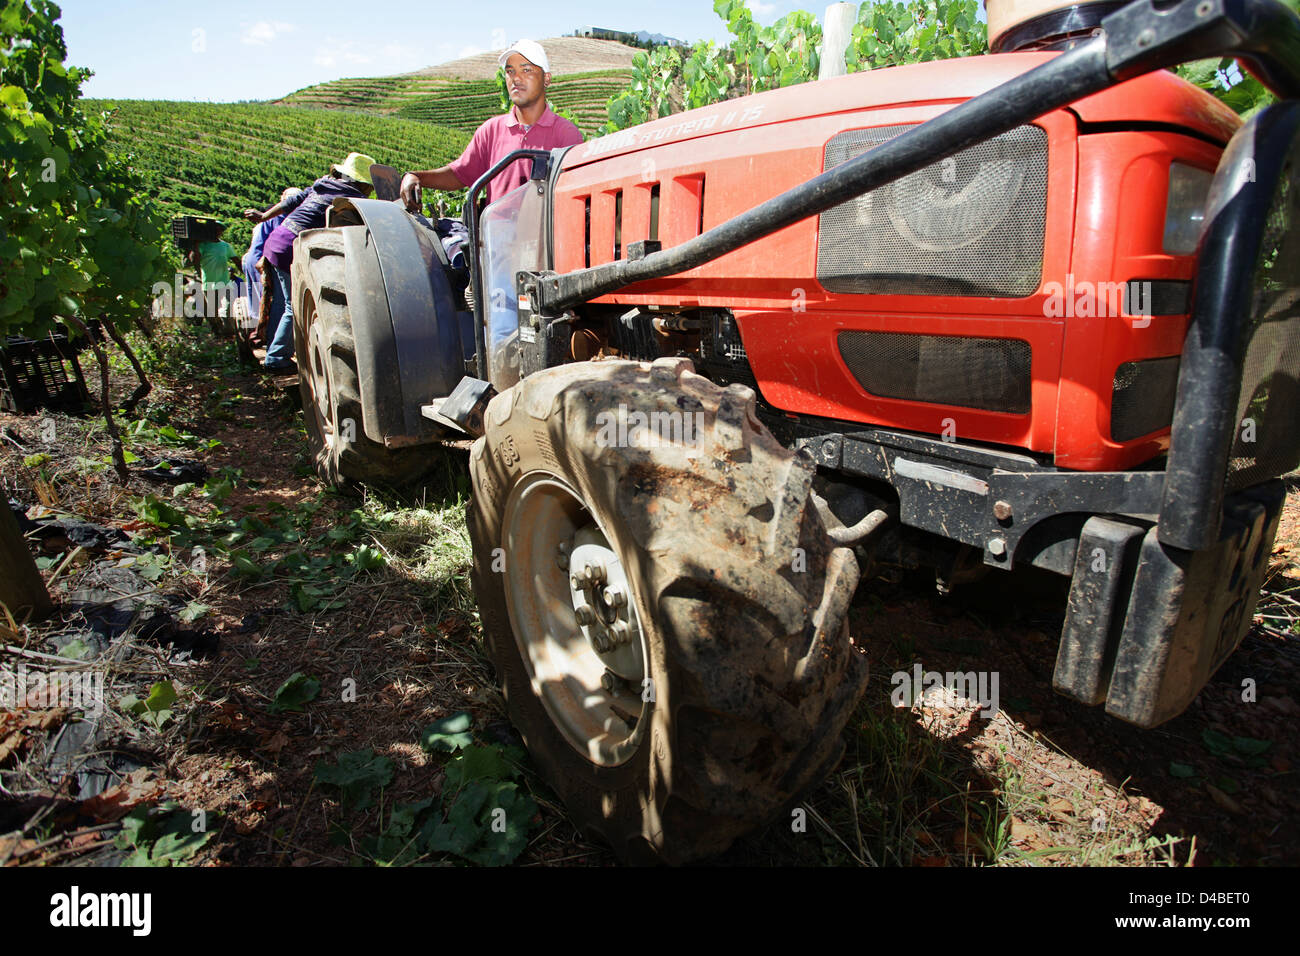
[1111,357,1181,442]
[1226,169,1300,491]
[837,331,1031,413]
[700,310,763,396]
[818,124,1048,297]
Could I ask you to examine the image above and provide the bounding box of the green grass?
[356,462,476,622]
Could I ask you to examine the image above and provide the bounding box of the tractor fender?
[335,197,472,446]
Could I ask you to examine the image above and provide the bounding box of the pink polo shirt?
[449,105,584,205]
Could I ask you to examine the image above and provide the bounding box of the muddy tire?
[468,357,867,864]
[291,228,432,489]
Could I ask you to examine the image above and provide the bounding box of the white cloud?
[457,44,486,59]
[379,43,422,65]
[312,38,424,72]
[241,20,296,46]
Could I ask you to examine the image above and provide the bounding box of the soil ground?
[1,326,1296,867]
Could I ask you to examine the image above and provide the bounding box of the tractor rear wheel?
[468,357,867,863]
[291,228,432,489]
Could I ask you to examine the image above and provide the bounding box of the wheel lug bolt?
[602,586,626,608]
[575,606,594,626]
[611,621,629,645]
[601,671,617,692]
[570,573,584,590]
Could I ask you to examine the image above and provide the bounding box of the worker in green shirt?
[187,223,241,333]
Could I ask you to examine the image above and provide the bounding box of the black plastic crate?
[0,332,89,415]
[171,216,223,248]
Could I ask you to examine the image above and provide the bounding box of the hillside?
[278,70,630,138]
[88,101,468,251]
[277,37,637,137]
[402,36,641,79]
[391,70,630,135]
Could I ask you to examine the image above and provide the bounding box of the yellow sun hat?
[332,152,377,185]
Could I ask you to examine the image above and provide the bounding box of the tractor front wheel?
[468,357,867,863]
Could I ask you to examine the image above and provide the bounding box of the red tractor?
[291,0,1300,862]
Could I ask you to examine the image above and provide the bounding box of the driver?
[399,39,584,210]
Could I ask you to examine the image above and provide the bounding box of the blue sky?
[58,0,811,101]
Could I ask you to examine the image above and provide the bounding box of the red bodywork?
[552,53,1240,471]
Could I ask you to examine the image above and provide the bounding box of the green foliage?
[495,66,509,113]
[1,0,170,338]
[123,417,221,451]
[1202,726,1272,764]
[684,41,735,110]
[134,493,191,530]
[359,716,539,866]
[269,672,321,714]
[115,803,213,866]
[419,712,474,753]
[1176,54,1286,118]
[845,0,986,70]
[120,680,177,729]
[716,0,823,92]
[314,749,394,812]
[604,0,984,133]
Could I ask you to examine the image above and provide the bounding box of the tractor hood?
[563,52,1240,175]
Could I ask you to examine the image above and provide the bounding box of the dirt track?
[2,330,1296,866]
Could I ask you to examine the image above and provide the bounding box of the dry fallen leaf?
[261,730,290,756]
[1206,784,1243,815]
[212,701,254,732]
[1011,817,1049,849]
[38,708,69,731]
[0,730,26,767]
[0,708,68,765]
[80,768,164,822]
[0,835,39,862]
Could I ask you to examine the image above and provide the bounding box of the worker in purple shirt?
[241,187,302,338]
[399,39,583,209]
[244,154,375,372]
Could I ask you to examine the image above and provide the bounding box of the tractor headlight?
[819,124,1049,297]
[886,155,1028,252]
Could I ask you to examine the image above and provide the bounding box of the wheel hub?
[502,473,651,767]
[567,528,643,676]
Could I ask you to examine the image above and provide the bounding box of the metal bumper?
[1054,479,1285,727]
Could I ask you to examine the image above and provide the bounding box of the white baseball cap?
[498,39,550,73]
